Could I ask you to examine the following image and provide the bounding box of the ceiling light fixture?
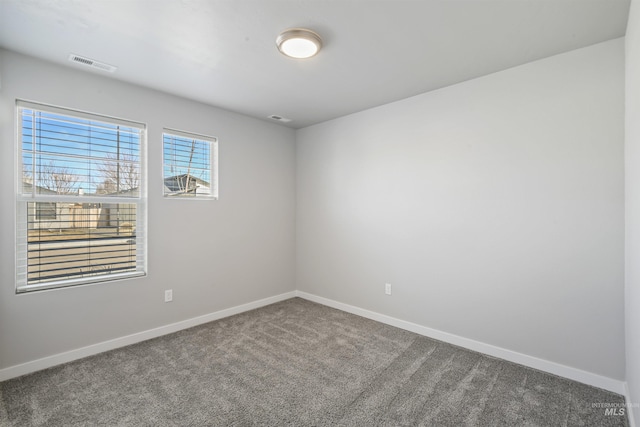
[268,115,292,123]
[276,28,322,59]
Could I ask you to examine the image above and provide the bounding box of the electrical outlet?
[164,289,173,303]
[385,283,392,295]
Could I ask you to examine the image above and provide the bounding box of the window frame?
[162,128,218,200]
[15,100,147,293]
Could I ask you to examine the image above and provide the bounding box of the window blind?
[16,100,147,292]
[162,129,217,199]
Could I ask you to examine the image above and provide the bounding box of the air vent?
[268,115,292,123]
[68,54,117,73]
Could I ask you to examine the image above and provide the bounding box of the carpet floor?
[0,298,629,426]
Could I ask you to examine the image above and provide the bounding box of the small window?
[16,100,146,293]
[163,129,217,199]
[35,202,57,221]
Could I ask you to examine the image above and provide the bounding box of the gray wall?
[626,0,640,422]
[296,39,625,380]
[0,49,296,369]
[0,36,628,388]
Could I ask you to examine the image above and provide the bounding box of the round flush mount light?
[276,28,322,59]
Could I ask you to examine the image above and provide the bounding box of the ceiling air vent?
[268,115,292,123]
[68,54,117,73]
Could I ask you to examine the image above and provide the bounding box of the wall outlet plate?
[385,283,392,295]
[164,289,173,302]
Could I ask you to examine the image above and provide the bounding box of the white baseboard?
[295,291,626,395]
[1,289,628,399]
[0,291,296,382]
[625,382,638,427]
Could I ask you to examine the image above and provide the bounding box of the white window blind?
[162,129,217,199]
[16,100,147,292]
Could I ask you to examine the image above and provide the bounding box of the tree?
[22,163,33,186]
[38,162,79,194]
[97,153,139,195]
[28,163,80,232]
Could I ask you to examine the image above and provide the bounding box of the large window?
[163,129,217,199]
[16,100,146,293]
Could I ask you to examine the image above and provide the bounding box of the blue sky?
[21,108,141,194]
[21,108,214,195]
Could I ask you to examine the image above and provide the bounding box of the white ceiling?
[0,0,631,129]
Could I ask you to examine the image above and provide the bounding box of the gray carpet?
[0,298,629,426]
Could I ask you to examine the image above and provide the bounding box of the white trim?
[163,127,217,143]
[295,291,626,395]
[0,291,296,382]
[17,99,145,130]
[162,129,218,200]
[15,102,148,293]
[626,382,638,427]
[0,289,627,398]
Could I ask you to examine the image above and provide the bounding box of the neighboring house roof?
[24,179,140,198]
[104,187,140,197]
[22,180,59,196]
[24,176,210,197]
[163,174,210,194]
